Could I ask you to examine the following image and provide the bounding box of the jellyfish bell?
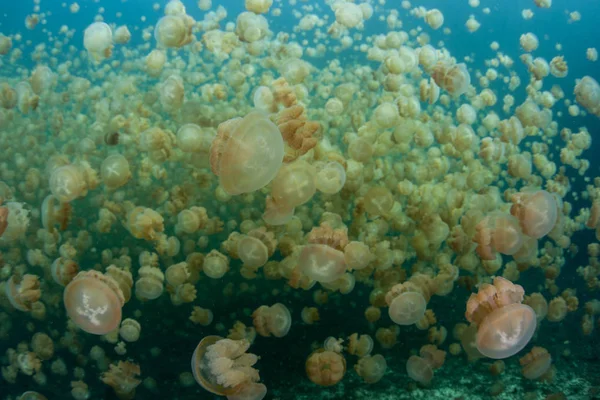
[192,336,236,396]
[210,112,284,195]
[63,270,125,335]
[388,291,427,325]
[299,244,346,283]
[315,162,346,195]
[262,196,294,226]
[476,303,537,359]
[83,22,113,62]
[406,355,433,385]
[238,235,269,268]
[511,190,558,239]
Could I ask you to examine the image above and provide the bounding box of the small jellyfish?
[388,292,427,326]
[315,162,346,195]
[238,236,269,268]
[252,303,292,338]
[63,270,125,335]
[305,350,346,386]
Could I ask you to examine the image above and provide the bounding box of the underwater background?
[0,0,600,399]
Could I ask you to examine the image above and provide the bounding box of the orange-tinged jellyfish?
[63,270,125,335]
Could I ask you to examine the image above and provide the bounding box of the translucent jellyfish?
[203,250,229,279]
[63,270,125,335]
[191,336,267,400]
[5,274,41,311]
[154,15,193,48]
[83,22,113,62]
[262,196,295,226]
[425,9,444,30]
[238,235,269,268]
[520,347,552,380]
[406,345,446,385]
[135,266,164,301]
[510,190,558,239]
[252,303,292,337]
[100,154,131,190]
[466,277,536,359]
[574,76,600,117]
[476,304,536,359]
[388,292,427,325]
[432,62,471,96]
[363,187,393,217]
[305,350,346,386]
[49,165,86,203]
[17,392,48,400]
[335,3,363,28]
[343,241,373,270]
[0,202,29,243]
[474,212,524,260]
[315,162,346,195]
[354,354,387,384]
[299,244,346,283]
[210,112,284,195]
[41,194,72,233]
[271,161,317,208]
[51,257,79,286]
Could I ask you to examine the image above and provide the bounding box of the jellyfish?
[305,350,346,386]
[63,270,125,335]
[465,277,536,359]
[191,336,267,400]
[210,112,284,195]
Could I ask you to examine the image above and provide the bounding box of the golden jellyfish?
[63,270,125,335]
[347,333,374,357]
[154,15,194,48]
[510,190,558,239]
[238,235,269,268]
[0,204,7,237]
[100,154,131,190]
[465,277,536,359]
[0,34,12,55]
[210,112,284,195]
[343,241,373,270]
[203,250,230,279]
[406,344,446,385]
[298,244,346,283]
[425,9,444,30]
[50,257,79,286]
[574,76,600,117]
[363,186,393,217]
[101,361,142,400]
[315,162,346,195]
[49,165,86,203]
[432,62,471,96]
[135,266,164,301]
[305,350,346,387]
[271,161,317,208]
[520,347,552,380]
[113,25,131,44]
[191,336,267,400]
[5,274,41,311]
[41,194,72,233]
[83,22,113,62]
[119,318,141,342]
[355,354,387,384]
[474,212,524,260]
[176,124,212,154]
[252,303,292,338]
[262,196,294,226]
[245,0,272,14]
[388,292,427,326]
